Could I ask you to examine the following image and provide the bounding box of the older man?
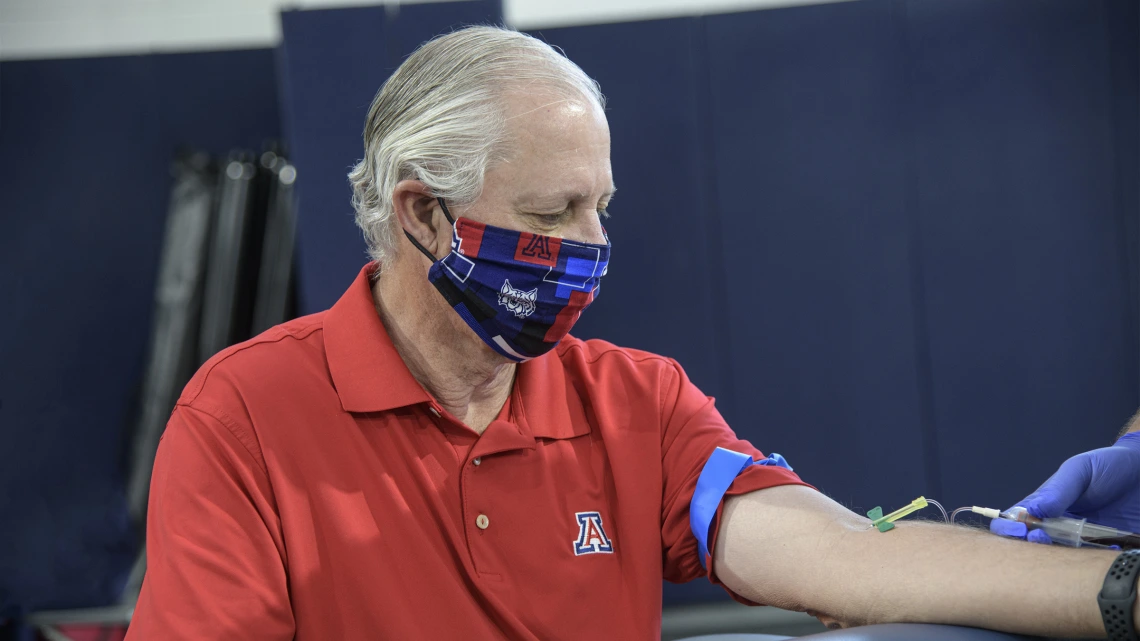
[128,26,1136,640]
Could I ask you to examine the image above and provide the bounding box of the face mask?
[404,198,610,362]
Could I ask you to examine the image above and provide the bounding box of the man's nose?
[565,208,608,245]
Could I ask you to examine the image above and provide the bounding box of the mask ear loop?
[402,197,457,262]
[436,197,457,224]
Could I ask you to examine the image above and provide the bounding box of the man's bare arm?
[715,485,1121,637]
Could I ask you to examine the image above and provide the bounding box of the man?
[127,26,1137,639]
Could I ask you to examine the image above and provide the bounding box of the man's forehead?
[501,91,607,141]
[502,88,595,117]
[504,95,590,122]
[491,89,613,205]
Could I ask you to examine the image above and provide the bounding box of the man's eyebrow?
[518,186,618,206]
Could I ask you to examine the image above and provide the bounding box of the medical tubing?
[950,507,973,524]
[927,498,949,523]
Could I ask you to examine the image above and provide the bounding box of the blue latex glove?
[990,433,1140,544]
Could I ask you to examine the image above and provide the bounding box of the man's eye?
[533,211,570,221]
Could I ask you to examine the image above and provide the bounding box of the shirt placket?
[460,419,535,578]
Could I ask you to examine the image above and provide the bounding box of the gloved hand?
[990,433,1140,543]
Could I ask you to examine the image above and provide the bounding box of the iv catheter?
[867,496,948,532]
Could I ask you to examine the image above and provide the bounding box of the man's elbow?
[712,487,882,623]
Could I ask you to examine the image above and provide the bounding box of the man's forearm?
[715,485,1121,636]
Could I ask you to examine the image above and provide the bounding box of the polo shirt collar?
[324,264,430,413]
[513,347,591,441]
[326,264,592,443]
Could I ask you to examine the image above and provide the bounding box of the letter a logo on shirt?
[573,511,614,556]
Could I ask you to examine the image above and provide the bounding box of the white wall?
[0,0,848,60]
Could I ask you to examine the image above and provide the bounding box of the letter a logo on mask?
[522,234,553,261]
[498,279,538,319]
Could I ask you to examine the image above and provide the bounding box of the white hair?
[348,25,605,265]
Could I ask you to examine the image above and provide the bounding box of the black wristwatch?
[1099,549,1140,641]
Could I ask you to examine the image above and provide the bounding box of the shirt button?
[428,406,440,417]
[473,457,482,466]
[476,514,490,530]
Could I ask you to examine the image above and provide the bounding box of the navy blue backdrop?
[700,0,931,513]
[2,0,1137,615]
[0,50,281,614]
[907,0,1140,520]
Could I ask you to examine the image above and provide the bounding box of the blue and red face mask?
[404,198,610,362]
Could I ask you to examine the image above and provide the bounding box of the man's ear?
[391,180,448,259]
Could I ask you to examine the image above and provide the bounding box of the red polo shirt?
[127,265,809,640]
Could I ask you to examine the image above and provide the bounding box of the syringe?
[996,507,1140,549]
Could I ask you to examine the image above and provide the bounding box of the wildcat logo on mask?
[497,279,538,319]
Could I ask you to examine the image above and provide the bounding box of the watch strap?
[1099,549,1140,641]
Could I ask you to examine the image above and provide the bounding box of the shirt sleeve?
[659,359,814,604]
[126,403,294,640]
